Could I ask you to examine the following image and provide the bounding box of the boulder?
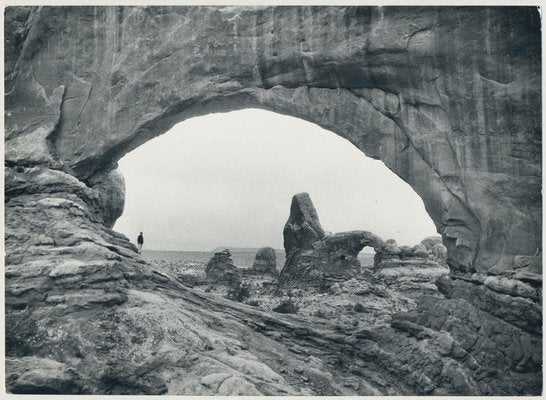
[248,247,277,276]
[421,236,443,251]
[512,255,542,285]
[483,276,537,300]
[6,357,88,394]
[87,169,126,228]
[431,243,448,262]
[398,245,414,258]
[412,244,430,259]
[419,237,448,264]
[205,249,241,286]
[382,239,401,255]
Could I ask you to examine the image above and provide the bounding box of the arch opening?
[113,108,437,256]
[357,247,376,268]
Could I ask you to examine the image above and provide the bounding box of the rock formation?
[5,6,541,275]
[513,254,542,284]
[374,240,450,297]
[283,193,325,258]
[205,249,241,286]
[279,193,384,287]
[420,236,448,264]
[420,236,443,250]
[248,247,278,276]
[4,6,542,395]
[382,239,401,255]
[6,357,89,394]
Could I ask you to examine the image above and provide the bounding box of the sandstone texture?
[373,238,450,296]
[283,193,325,258]
[6,357,89,394]
[205,249,241,286]
[5,6,541,274]
[4,6,542,395]
[279,193,384,287]
[248,247,278,276]
[420,236,448,264]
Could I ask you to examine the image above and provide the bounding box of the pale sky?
[114,109,437,252]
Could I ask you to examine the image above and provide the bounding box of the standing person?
[137,232,144,254]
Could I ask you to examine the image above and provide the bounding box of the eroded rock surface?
[248,247,278,276]
[4,165,543,395]
[205,249,241,286]
[279,193,384,287]
[374,239,450,297]
[283,193,325,258]
[6,357,89,394]
[5,6,541,274]
[4,6,542,396]
[420,236,448,264]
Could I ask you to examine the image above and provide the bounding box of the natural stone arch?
[4,6,542,395]
[6,6,540,276]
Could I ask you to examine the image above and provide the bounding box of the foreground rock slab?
[5,178,541,395]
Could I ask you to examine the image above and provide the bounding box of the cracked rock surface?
[4,6,542,395]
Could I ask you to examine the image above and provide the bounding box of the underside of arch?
[6,6,540,274]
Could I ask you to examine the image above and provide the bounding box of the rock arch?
[6,6,540,274]
[5,6,542,395]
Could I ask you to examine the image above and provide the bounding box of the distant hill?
[145,246,375,269]
[212,246,284,253]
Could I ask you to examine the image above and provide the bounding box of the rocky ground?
[5,173,541,395]
[148,257,431,329]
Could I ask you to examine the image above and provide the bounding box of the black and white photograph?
[3,4,542,396]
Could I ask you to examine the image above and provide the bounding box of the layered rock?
[6,357,89,394]
[512,254,542,285]
[374,239,449,297]
[393,277,542,390]
[5,6,541,275]
[4,6,542,395]
[9,182,519,395]
[248,247,278,276]
[279,193,384,287]
[205,249,241,286]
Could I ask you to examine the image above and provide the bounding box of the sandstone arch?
[5,6,542,395]
[6,6,540,274]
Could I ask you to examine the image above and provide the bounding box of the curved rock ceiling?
[6,6,541,273]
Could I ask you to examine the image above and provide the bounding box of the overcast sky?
[114,109,437,252]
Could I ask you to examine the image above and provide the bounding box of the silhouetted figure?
[137,232,144,254]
